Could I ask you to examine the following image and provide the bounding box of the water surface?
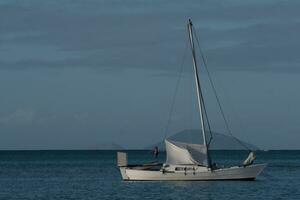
[0,150,299,199]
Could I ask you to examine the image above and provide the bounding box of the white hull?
[120,164,266,181]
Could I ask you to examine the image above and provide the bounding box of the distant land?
[147,129,258,150]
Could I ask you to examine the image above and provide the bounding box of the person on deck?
[153,146,159,159]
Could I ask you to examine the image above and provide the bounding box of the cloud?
[0,108,91,125]
[0,0,300,73]
[0,109,36,124]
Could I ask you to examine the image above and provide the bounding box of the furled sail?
[165,139,208,166]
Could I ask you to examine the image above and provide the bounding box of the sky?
[0,0,300,149]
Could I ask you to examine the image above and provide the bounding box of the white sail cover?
[165,139,208,166]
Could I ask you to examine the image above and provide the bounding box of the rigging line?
[193,27,251,151]
[163,39,188,140]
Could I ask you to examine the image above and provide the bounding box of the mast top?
[188,19,193,28]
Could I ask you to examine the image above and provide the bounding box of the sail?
[165,139,208,166]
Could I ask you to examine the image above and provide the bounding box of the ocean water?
[0,150,299,200]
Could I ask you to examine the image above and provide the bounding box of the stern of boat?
[119,166,129,180]
[117,152,129,180]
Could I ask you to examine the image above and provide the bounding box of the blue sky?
[0,0,300,149]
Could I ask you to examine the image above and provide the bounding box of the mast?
[187,19,211,167]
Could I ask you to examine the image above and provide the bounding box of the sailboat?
[117,19,266,181]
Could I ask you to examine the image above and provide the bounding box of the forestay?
[165,139,208,166]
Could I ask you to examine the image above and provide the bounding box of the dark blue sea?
[0,150,299,200]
